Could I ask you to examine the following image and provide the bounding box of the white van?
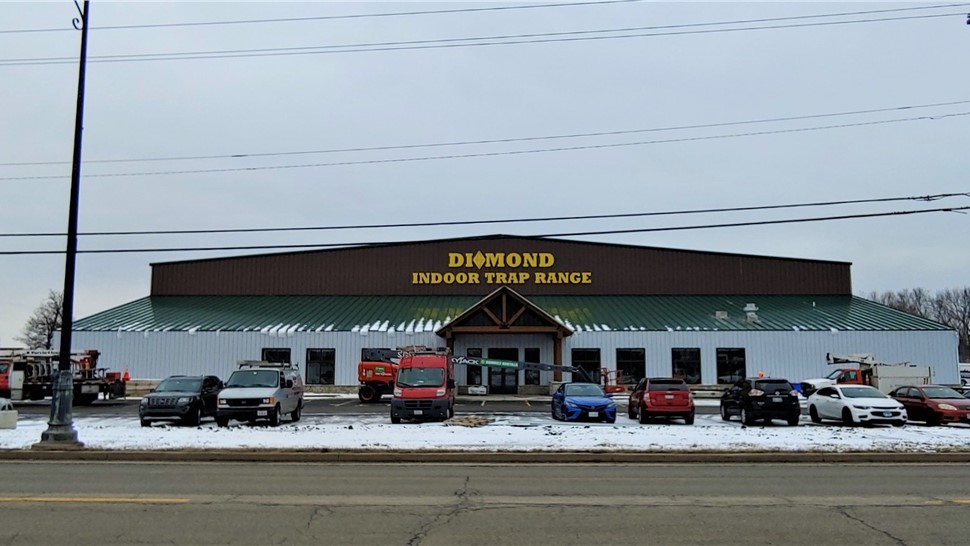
[216,361,304,427]
[959,363,970,385]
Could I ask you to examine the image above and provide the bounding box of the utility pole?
[35,0,90,449]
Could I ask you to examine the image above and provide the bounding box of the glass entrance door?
[487,348,519,395]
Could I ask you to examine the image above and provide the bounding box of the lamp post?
[35,0,90,449]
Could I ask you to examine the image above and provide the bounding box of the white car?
[807,385,907,427]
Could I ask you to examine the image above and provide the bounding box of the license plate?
[883,412,893,417]
[257,410,267,416]
[80,384,99,394]
[665,394,674,399]
[413,409,423,415]
[772,396,782,403]
[589,411,599,417]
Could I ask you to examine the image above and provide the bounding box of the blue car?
[551,382,617,423]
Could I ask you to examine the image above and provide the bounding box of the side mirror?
[447,379,456,389]
[286,379,294,389]
[828,393,839,399]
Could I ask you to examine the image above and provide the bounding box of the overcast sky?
[1,1,969,347]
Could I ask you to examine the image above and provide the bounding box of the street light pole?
[35,0,91,449]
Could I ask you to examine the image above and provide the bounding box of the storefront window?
[571,348,601,384]
[671,348,701,384]
[716,348,746,384]
[306,348,335,385]
[524,348,540,385]
[466,348,482,385]
[261,348,291,364]
[616,348,645,384]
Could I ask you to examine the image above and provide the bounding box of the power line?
[3,11,965,66]
[1,206,966,255]
[4,99,968,168]
[1,193,965,238]
[4,112,968,182]
[0,0,646,34]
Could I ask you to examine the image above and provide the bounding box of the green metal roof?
[74,295,950,334]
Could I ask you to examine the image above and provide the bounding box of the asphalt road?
[0,461,967,545]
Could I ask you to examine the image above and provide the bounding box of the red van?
[390,348,456,423]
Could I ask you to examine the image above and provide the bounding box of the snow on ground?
[2,406,969,452]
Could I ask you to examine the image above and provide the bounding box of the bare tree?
[16,290,63,350]
[867,287,970,362]
[936,288,970,363]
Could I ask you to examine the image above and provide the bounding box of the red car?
[627,377,695,425]
[889,385,970,426]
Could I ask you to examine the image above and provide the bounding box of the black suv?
[720,377,800,426]
[140,375,222,427]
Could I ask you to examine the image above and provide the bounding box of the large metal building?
[70,235,960,391]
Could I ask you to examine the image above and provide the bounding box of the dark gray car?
[139,375,223,427]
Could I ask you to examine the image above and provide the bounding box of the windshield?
[840,386,886,399]
[395,367,445,387]
[648,381,687,391]
[921,386,965,399]
[754,380,793,394]
[226,369,280,388]
[564,383,606,397]
[825,369,844,380]
[155,377,202,392]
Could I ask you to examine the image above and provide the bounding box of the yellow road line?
[954,499,970,505]
[0,496,189,504]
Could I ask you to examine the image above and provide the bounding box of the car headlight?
[937,403,958,411]
[852,405,870,410]
[140,398,148,406]
[218,399,227,406]
[393,387,402,397]
[436,388,446,396]
[607,402,616,409]
[262,397,275,405]
[565,401,577,408]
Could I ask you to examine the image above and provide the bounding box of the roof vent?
[743,303,759,323]
[715,310,729,320]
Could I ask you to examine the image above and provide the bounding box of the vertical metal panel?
[563,330,959,384]
[71,329,958,385]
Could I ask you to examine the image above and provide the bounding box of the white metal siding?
[67,328,959,385]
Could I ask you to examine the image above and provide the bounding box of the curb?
[3,449,970,464]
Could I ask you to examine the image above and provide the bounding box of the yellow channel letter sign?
[411,251,592,285]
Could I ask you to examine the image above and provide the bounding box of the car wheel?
[787,413,799,427]
[291,401,302,422]
[605,416,616,424]
[638,407,649,424]
[268,404,281,427]
[926,414,941,427]
[809,405,821,424]
[720,404,730,421]
[892,420,905,427]
[628,404,637,419]
[740,407,754,426]
[390,413,401,424]
[216,417,229,428]
[183,406,201,427]
[842,407,856,426]
[684,412,695,425]
[140,418,150,427]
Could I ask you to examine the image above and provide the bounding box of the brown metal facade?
[150,235,851,297]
